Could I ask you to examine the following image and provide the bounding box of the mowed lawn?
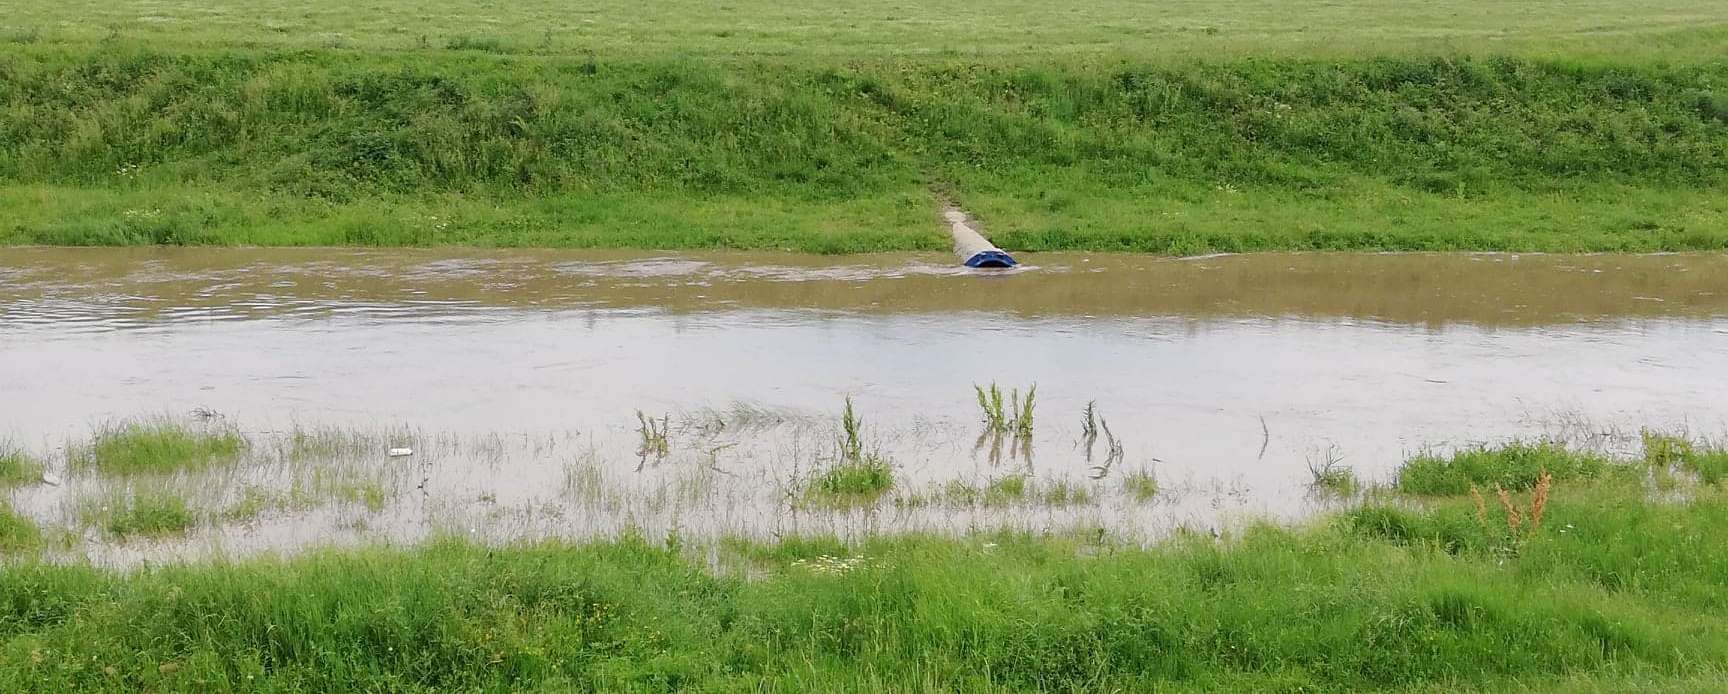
[9,0,1728,58]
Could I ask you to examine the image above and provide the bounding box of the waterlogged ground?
[3,248,1728,563]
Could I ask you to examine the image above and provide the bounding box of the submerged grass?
[0,501,41,554]
[807,456,895,501]
[1122,469,1160,503]
[69,420,247,476]
[1307,448,1360,496]
[2,468,1725,690]
[0,443,44,487]
[80,489,197,538]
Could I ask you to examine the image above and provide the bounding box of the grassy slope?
[1,478,1724,691]
[1,2,1726,252]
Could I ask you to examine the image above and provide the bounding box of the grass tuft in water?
[1307,445,1359,495]
[809,455,894,501]
[1122,469,1159,503]
[983,474,1029,505]
[974,383,1036,437]
[635,411,670,460]
[85,490,197,538]
[284,427,382,463]
[1039,479,1091,506]
[563,461,608,507]
[1396,442,1608,496]
[69,420,247,476]
[0,501,41,554]
[839,397,864,462]
[1642,431,1728,485]
[0,443,45,487]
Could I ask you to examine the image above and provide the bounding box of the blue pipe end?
[964,250,1017,268]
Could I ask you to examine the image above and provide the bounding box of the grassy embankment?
[1,1,1726,253]
[2,432,1727,690]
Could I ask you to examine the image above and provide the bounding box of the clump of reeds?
[974,383,1035,437]
[1122,469,1158,502]
[1306,444,1357,495]
[636,411,670,459]
[840,397,863,462]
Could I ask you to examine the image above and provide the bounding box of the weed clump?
[1396,442,1607,495]
[1643,431,1728,485]
[807,398,894,501]
[70,420,247,476]
[1685,450,1728,485]
[0,501,41,553]
[974,383,1035,436]
[91,491,197,537]
[1122,470,1159,502]
[1039,480,1092,506]
[0,443,44,487]
[809,456,894,499]
[635,411,670,460]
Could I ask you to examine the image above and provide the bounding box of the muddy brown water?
[3,248,1727,562]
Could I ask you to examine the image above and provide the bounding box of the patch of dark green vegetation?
[1396,441,1609,495]
[2,46,1726,253]
[69,421,247,476]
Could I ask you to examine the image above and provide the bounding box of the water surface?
[3,248,1725,561]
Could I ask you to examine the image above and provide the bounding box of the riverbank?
[2,440,1725,690]
[3,41,1726,253]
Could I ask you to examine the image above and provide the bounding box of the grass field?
[2,440,1726,690]
[2,1,1726,253]
[8,0,1728,59]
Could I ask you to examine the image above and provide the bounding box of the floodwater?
[3,248,1727,562]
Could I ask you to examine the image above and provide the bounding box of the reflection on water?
[4,247,1728,327]
[2,248,1726,562]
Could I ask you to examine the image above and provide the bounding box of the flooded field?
[3,248,1727,563]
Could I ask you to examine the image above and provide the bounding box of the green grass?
[0,501,41,554]
[6,0,1726,59]
[0,443,44,487]
[807,456,895,501]
[1645,432,1728,485]
[68,421,248,476]
[983,473,1030,504]
[1687,450,1728,486]
[1037,479,1092,506]
[1309,456,1361,496]
[1396,441,1611,496]
[82,490,197,538]
[1,471,1725,690]
[1122,470,1160,502]
[2,12,1727,253]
